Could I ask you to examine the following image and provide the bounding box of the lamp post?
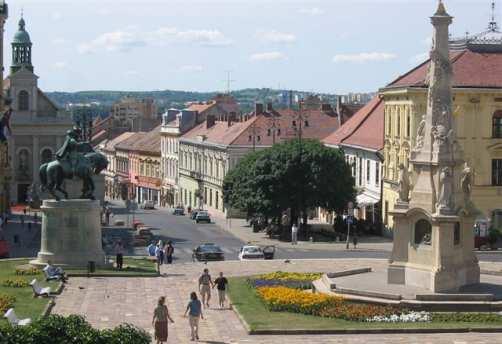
[346,201,354,250]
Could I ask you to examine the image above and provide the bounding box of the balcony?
[190,171,203,181]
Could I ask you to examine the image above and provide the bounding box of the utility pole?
[346,202,354,249]
[224,70,236,94]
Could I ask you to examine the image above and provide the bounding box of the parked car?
[172,207,185,216]
[192,243,225,261]
[238,245,265,260]
[263,245,275,260]
[142,201,155,210]
[195,211,211,224]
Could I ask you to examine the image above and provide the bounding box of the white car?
[238,245,265,260]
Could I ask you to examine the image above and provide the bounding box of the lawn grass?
[227,276,502,332]
[65,257,158,276]
[0,259,57,325]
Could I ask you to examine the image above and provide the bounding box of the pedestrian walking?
[352,235,358,249]
[152,296,174,344]
[198,268,213,308]
[114,241,124,269]
[184,292,203,341]
[213,272,229,309]
[27,221,31,231]
[147,241,156,256]
[155,241,164,272]
[23,208,27,216]
[20,215,24,227]
[165,241,174,264]
[291,223,298,245]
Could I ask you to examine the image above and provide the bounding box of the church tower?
[387,1,480,292]
[10,14,32,74]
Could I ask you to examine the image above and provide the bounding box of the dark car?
[173,207,185,216]
[195,211,211,224]
[192,243,225,261]
[190,209,200,220]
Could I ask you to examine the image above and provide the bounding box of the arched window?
[41,149,53,164]
[414,219,432,246]
[492,110,502,138]
[18,90,29,111]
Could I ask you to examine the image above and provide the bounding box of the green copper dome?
[13,17,31,44]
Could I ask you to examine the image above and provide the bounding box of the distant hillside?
[45,88,341,116]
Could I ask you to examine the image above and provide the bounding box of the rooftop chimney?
[206,114,216,129]
[255,103,264,116]
[336,97,342,127]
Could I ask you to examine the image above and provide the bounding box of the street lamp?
[346,201,354,250]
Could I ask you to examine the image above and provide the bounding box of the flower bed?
[257,286,400,321]
[367,311,431,323]
[256,271,323,282]
[2,278,30,288]
[0,294,16,313]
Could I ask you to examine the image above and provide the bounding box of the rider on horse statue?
[55,126,85,177]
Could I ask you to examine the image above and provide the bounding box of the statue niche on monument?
[39,126,108,200]
[397,163,411,203]
[437,166,453,213]
[414,115,426,151]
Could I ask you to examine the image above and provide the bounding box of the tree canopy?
[223,139,355,224]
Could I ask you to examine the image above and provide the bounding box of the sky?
[3,0,500,94]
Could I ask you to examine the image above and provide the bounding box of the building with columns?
[381,3,502,231]
[5,16,72,203]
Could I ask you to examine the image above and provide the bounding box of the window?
[384,201,389,225]
[492,110,502,138]
[375,162,380,185]
[267,129,271,136]
[414,219,432,245]
[204,187,207,204]
[209,189,213,207]
[387,111,392,135]
[292,120,296,127]
[358,157,362,186]
[216,191,219,209]
[248,135,252,142]
[257,136,261,142]
[277,129,281,136]
[304,120,309,127]
[18,90,29,111]
[366,160,370,183]
[406,114,411,137]
[397,113,401,136]
[492,159,502,186]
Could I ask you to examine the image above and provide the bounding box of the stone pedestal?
[63,175,105,204]
[30,199,105,267]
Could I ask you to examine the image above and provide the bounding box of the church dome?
[13,17,31,44]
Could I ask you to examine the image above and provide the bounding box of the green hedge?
[0,315,150,344]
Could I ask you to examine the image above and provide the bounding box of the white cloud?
[255,30,296,44]
[78,30,146,54]
[52,62,67,70]
[410,52,429,64]
[125,70,140,77]
[250,51,286,62]
[180,65,204,72]
[298,7,324,16]
[79,27,232,54]
[51,11,62,21]
[333,52,397,63]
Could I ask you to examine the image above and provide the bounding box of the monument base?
[30,199,106,268]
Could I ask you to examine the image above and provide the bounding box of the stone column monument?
[387,1,480,292]
[31,127,108,267]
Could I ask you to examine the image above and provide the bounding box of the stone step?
[321,274,336,290]
[335,287,402,301]
[416,293,494,301]
[326,267,372,279]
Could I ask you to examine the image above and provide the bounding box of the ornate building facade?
[381,10,502,230]
[5,16,72,203]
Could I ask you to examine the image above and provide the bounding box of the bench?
[30,279,51,297]
[4,308,31,326]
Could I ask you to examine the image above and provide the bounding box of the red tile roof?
[387,50,502,89]
[130,125,161,155]
[323,97,384,151]
[182,108,340,147]
[187,101,216,113]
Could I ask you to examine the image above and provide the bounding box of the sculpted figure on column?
[437,166,453,212]
[461,162,473,202]
[397,163,411,203]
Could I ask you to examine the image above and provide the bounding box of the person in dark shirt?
[213,272,229,309]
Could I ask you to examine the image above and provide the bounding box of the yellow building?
[381,21,502,230]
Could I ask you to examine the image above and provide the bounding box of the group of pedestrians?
[152,268,229,343]
[148,240,175,271]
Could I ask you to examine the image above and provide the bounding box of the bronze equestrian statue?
[39,127,108,200]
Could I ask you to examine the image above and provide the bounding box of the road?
[103,203,502,264]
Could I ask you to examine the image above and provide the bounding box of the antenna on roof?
[224,70,235,94]
[489,0,499,31]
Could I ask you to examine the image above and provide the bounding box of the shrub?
[0,314,151,344]
[15,267,40,276]
[0,294,16,313]
[256,271,322,282]
[432,312,502,323]
[2,278,30,288]
[248,278,313,290]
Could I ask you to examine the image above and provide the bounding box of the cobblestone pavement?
[53,259,502,343]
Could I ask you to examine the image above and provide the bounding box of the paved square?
[53,259,502,343]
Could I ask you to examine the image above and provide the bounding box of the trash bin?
[87,261,96,274]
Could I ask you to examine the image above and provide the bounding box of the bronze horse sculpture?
[39,141,108,200]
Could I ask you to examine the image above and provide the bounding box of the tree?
[223,139,355,234]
